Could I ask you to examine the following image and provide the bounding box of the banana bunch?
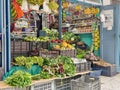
[91,7,96,15]
[84,7,100,15]
[93,29,100,51]
[84,7,91,15]
[62,1,69,9]
[27,0,44,5]
[75,5,81,11]
[91,7,100,15]
[17,0,23,6]
[48,1,59,11]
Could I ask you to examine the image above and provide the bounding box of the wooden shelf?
[0,71,91,89]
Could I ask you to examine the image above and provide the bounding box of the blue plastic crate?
[89,69,102,78]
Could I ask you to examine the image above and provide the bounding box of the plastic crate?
[71,75,101,90]
[11,52,28,61]
[75,61,91,73]
[93,64,117,77]
[59,49,76,57]
[89,69,102,78]
[30,80,55,90]
[11,39,30,52]
[55,78,71,90]
[39,50,59,58]
[29,41,49,51]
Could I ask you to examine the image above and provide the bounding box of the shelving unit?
[0,71,91,89]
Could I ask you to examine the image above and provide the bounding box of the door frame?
[100,5,120,72]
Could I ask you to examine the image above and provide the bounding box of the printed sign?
[102,9,113,30]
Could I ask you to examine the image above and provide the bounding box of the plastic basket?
[39,50,59,58]
[71,75,101,90]
[89,69,102,78]
[93,64,117,77]
[59,49,76,57]
[55,78,71,90]
[75,61,91,73]
[30,80,55,90]
[11,39,30,52]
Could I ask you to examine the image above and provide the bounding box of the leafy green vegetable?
[76,48,87,59]
[62,32,80,42]
[4,71,32,88]
[14,56,44,69]
[32,71,51,80]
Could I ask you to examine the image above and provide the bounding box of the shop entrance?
[100,5,120,72]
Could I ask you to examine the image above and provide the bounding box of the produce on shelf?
[93,59,114,67]
[93,29,100,51]
[48,1,59,12]
[42,27,58,40]
[32,56,44,66]
[32,71,51,80]
[52,41,75,50]
[75,5,81,11]
[84,7,100,15]
[16,0,23,6]
[62,32,80,42]
[27,56,76,80]
[14,56,44,69]
[23,36,49,42]
[76,48,87,59]
[5,70,32,88]
[85,51,98,61]
[27,0,44,5]
[84,7,91,15]
[62,1,69,9]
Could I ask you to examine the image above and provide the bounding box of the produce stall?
[0,0,118,90]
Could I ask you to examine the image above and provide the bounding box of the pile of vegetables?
[5,71,32,88]
[62,32,80,42]
[14,56,76,77]
[32,56,76,80]
[42,27,58,40]
[15,56,44,69]
[23,36,49,42]
[76,48,87,59]
[5,56,76,87]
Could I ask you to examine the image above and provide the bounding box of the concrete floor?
[101,73,120,90]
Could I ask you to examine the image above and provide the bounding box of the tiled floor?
[101,74,120,90]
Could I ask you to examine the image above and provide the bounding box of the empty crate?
[71,75,101,90]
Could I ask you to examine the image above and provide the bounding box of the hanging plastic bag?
[43,0,51,14]
[21,0,29,12]
[29,4,40,11]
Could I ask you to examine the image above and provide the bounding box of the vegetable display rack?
[0,87,30,90]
